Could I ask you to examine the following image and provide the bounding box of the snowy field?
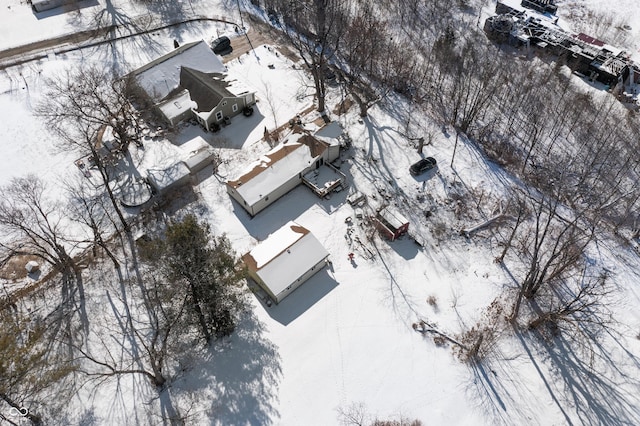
[2,0,640,425]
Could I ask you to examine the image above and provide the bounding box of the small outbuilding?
[242,222,330,304]
[181,136,218,175]
[146,162,191,196]
[374,206,410,241]
[25,261,40,274]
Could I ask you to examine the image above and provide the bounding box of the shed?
[242,222,330,304]
[146,162,190,195]
[181,136,217,175]
[183,147,216,175]
[375,206,410,241]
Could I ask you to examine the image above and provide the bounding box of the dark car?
[211,36,231,54]
[409,157,437,176]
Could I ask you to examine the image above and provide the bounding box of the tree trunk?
[189,281,212,343]
[451,131,459,168]
[498,204,525,262]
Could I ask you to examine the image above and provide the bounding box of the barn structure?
[242,222,330,304]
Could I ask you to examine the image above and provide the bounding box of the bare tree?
[509,185,597,321]
[0,175,92,355]
[36,65,146,233]
[65,178,122,272]
[74,271,191,391]
[0,177,76,276]
[335,2,412,117]
[496,194,527,264]
[527,268,611,333]
[270,0,349,115]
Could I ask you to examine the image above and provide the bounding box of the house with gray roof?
[129,40,256,129]
[180,67,256,131]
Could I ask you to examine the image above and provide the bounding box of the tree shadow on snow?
[538,329,640,424]
[231,185,319,240]
[502,327,640,425]
[171,311,282,425]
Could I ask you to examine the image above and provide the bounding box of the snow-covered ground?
[2,0,640,425]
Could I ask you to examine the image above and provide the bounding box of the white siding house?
[226,130,340,216]
[242,222,330,304]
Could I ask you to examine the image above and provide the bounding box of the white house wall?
[274,257,328,303]
[229,173,301,216]
[327,144,340,162]
[248,269,278,302]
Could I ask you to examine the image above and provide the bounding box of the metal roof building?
[242,222,330,304]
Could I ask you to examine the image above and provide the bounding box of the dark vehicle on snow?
[211,36,231,54]
[409,157,437,176]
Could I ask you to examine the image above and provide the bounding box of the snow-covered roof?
[315,121,344,139]
[146,161,190,193]
[181,136,215,173]
[157,90,197,123]
[181,135,210,153]
[243,222,329,296]
[180,67,254,116]
[379,206,409,229]
[227,132,329,206]
[131,41,226,103]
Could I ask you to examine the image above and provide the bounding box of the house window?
[232,103,238,112]
[216,111,223,122]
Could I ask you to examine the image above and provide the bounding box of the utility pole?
[236,0,245,30]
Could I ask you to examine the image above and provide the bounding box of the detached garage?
[146,162,191,196]
[242,222,330,304]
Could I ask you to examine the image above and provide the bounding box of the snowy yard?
[2,0,640,425]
